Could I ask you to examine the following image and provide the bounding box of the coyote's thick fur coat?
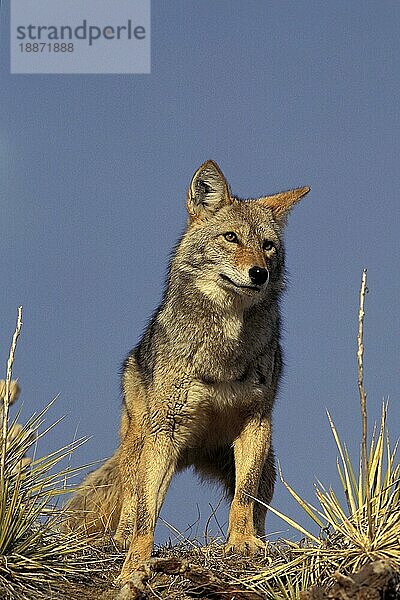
[67,160,310,582]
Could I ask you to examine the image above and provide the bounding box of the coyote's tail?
[64,452,121,537]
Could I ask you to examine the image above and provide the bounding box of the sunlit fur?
[65,160,309,583]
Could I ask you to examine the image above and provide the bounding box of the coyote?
[67,160,310,582]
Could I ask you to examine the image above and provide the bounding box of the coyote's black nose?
[249,266,269,286]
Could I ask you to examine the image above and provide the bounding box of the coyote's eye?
[263,240,275,252]
[223,232,239,243]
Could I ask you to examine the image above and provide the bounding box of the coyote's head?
[174,160,310,307]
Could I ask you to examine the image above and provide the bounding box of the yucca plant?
[251,403,400,593]
[0,308,117,599]
[246,270,400,597]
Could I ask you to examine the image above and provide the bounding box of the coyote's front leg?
[115,428,177,583]
[226,415,272,555]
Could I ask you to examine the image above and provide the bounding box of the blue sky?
[0,1,399,544]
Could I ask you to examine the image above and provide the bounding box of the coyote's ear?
[187,160,231,219]
[257,186,310,224]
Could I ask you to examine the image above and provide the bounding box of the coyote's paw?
[115,532,153,586]
[0,380,20,405]
[115,560,147,588]
[225,534,266,557]
[115,561,152,598]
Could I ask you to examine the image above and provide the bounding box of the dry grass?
[0,308,121,599]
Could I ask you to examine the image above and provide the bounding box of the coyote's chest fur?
[183,377,268,447]
[124,300,277,446]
